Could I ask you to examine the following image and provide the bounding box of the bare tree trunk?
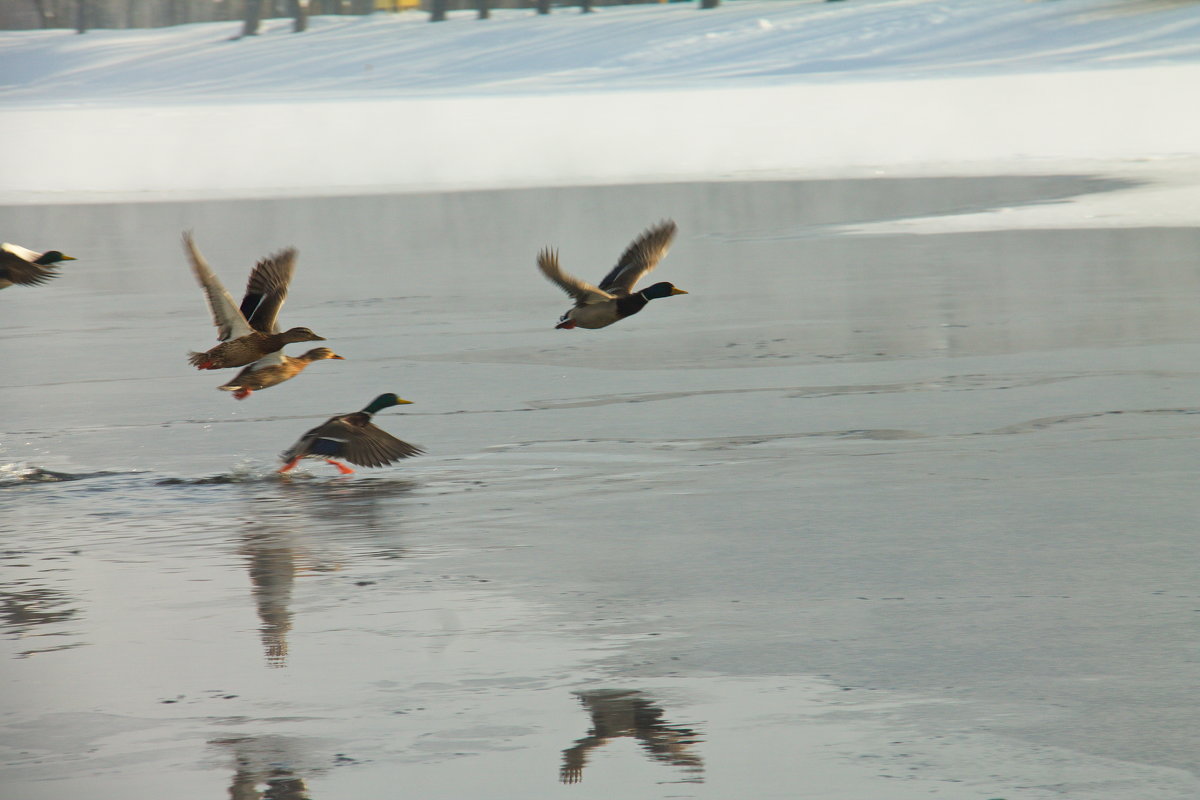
[700,0,719,8]
[166,0,187,25]
[242,0,263,36]
[430,0,446,21]
[289,0,309,31]
[477,0,489,20]
[75,0,90,33]
[30,0,54,28]
[536,0,551,15]
[580,0,592,13]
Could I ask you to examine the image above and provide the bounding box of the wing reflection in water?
[560,689,704,784]
[211,735,322,800]
[0,585,84,658]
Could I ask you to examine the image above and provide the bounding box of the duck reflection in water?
[236,480,416,667]
[239,525,302,669]
[212,735,316,800]
[560,689,704,784]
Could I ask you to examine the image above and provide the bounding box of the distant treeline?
[1,0,705,31]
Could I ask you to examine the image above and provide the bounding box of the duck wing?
[244,349,287,370]
[287,414,424,468]
[240,248,297,334]
[596,220,677,297]
[0,247,57,286]
[537,247,614,307]
[183,232,253,342]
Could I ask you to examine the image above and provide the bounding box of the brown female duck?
[218,347,345,400]
[182,232,326,370]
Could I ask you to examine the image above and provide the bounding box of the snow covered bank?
[3,0,1200,204]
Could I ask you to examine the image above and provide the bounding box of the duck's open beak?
[670,287,688,295]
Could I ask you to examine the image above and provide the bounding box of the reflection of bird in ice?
[538,220,686,330]
[279,393,423,475]
[211,734,318,800]
[240,529,298,668]
[560,689,704,784]
[182,231,327,371]
[0,242,75,289]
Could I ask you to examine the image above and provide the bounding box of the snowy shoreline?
[4,0,1200,206]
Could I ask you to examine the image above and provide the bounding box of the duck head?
[36,250,76,265]
[642,282,688,300]
[364,393,414,414]
[301,347,344,361]
[279,327,326,343]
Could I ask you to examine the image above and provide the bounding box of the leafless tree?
[289,0,309,31]
[29,0,55,27]
[430,0,446,21]
[242,0,263,36]
[536,0,551,14]
[477,0,489,20]
[165,0,187,26]
[700,0,719,9]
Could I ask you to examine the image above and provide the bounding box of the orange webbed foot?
[324,459,355,475]
[278,458,302,474]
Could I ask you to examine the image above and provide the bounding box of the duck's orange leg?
[278,457,302,473]
[233,388,252,400]
[324,459,355,475]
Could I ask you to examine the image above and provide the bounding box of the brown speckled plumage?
[218,347,344,399]
[183,232,326,369]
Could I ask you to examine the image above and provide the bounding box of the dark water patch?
[0,464,124,485]
[697,174,1139,241]
[156,472,279,486]
[0,586,80,635]
[0,174,1136,235]
[984,406,1200,436]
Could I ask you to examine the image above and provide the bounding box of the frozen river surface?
[2,177,1199,798]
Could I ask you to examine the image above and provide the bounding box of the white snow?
[2,0,1200,216]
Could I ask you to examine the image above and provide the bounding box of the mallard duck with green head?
[0,243,75,289]
[538,220,686,329]
[183,232,326,370]
[218,347,345,400]
[279,393,424,474]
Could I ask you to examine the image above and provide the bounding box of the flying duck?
[182,232,326,370]
[278,393,424,474]
[0,243,75,289]
[538,220,686,329]
[217,347,345,400]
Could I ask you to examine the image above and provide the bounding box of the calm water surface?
[2,178,1199,798]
